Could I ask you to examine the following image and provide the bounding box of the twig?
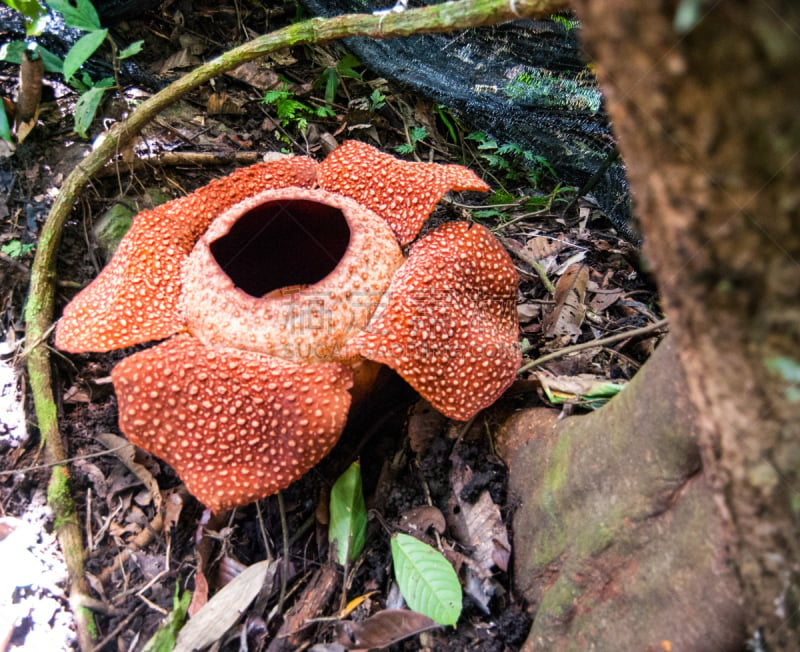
[518,318,669,374]
[22,2,570,649]
[501,236,556,294]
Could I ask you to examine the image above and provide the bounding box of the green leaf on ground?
[391,532,462,626]
[141,585,192,652]
[63,29,108,81]
[119,40,145,60]
[329,460,367,565]
[73,77,113,138]
[47,0,102,31]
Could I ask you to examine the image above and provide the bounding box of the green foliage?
[368,88,386,111]
[502,69,601,113]
[396,125,429,155]
[391,533,462,626]
[74,77,113,137]
[0,40,63,73]
[46,0,101,31]
[467,131,558,189]
[329,461,367,566]
[550,14,580,32]
[433,104,458,144]
[2,0,48,36]
[0,100,11,143]
[316,52,362,104]
[1,239,35,258]
[262,80,335,134]
[62,28,108,81]
[1,0,146,139]
[141,584,192,652]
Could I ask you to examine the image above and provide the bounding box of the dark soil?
[0,2,661,650]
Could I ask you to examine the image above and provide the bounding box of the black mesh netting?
[301,0,636,240]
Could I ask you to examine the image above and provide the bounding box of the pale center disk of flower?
[182,187,405,363]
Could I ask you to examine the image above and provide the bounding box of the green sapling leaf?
[329,461,367,565]
[62,28,108,82]
[47,0,102,31]
[391,532,462,626]
[118,40,145,61]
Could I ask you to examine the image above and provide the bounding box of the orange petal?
[349,222,520,420]
[111,335,353,512]
[317,140,489,246]
[55,157,318,353]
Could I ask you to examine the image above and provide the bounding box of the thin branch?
[518,318,669,374]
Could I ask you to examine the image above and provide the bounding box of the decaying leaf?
[398,505,447,537]
[226,62,280,90]
[336,609,439,650]
[206,92,245,115]
[447,457,510,575]
[175,559,277,651]
[96,432,162,510]
[542,263,589,347]
[536,371,626,410]
[522,235,565,275]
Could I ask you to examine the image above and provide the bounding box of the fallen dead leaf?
[226,61,280,90]
[336,609,439,650]
[206,92,245,115]
[447,458,510,575]
[398,505,447,537]
[542,263,590,347]
[96,432,162,510]
[175,559,277,651]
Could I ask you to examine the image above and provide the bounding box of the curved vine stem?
[22,1,567,649]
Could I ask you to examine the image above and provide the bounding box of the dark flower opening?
[210,199,351,298]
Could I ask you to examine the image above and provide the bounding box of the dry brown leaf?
[206,92,245,115]
[398,505,447,537]
[522,235,565,275]
[336,609,439,650]
[159,49,201,73]
[542,263,590,346]
[447,457,510,576]
[226,62,280,90]
[176,559,276,651]
[96,432,162,510]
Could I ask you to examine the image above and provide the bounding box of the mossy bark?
[499,337,745,650]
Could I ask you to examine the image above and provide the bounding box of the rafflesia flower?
[56,141,520,512]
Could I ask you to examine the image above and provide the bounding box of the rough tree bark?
[570,1,800,647]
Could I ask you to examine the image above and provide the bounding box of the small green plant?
[316,52,362,104]
[329,461,367,566]
[1,239,35,258]
[391,533,463,626]
[467,131,559,188]
[368,88,386,112]
[262,80,335,134]
[0,0,145,139]
[327,464,463,627]
[396,125,429,155]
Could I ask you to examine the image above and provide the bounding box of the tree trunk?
[570,1,800,646]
